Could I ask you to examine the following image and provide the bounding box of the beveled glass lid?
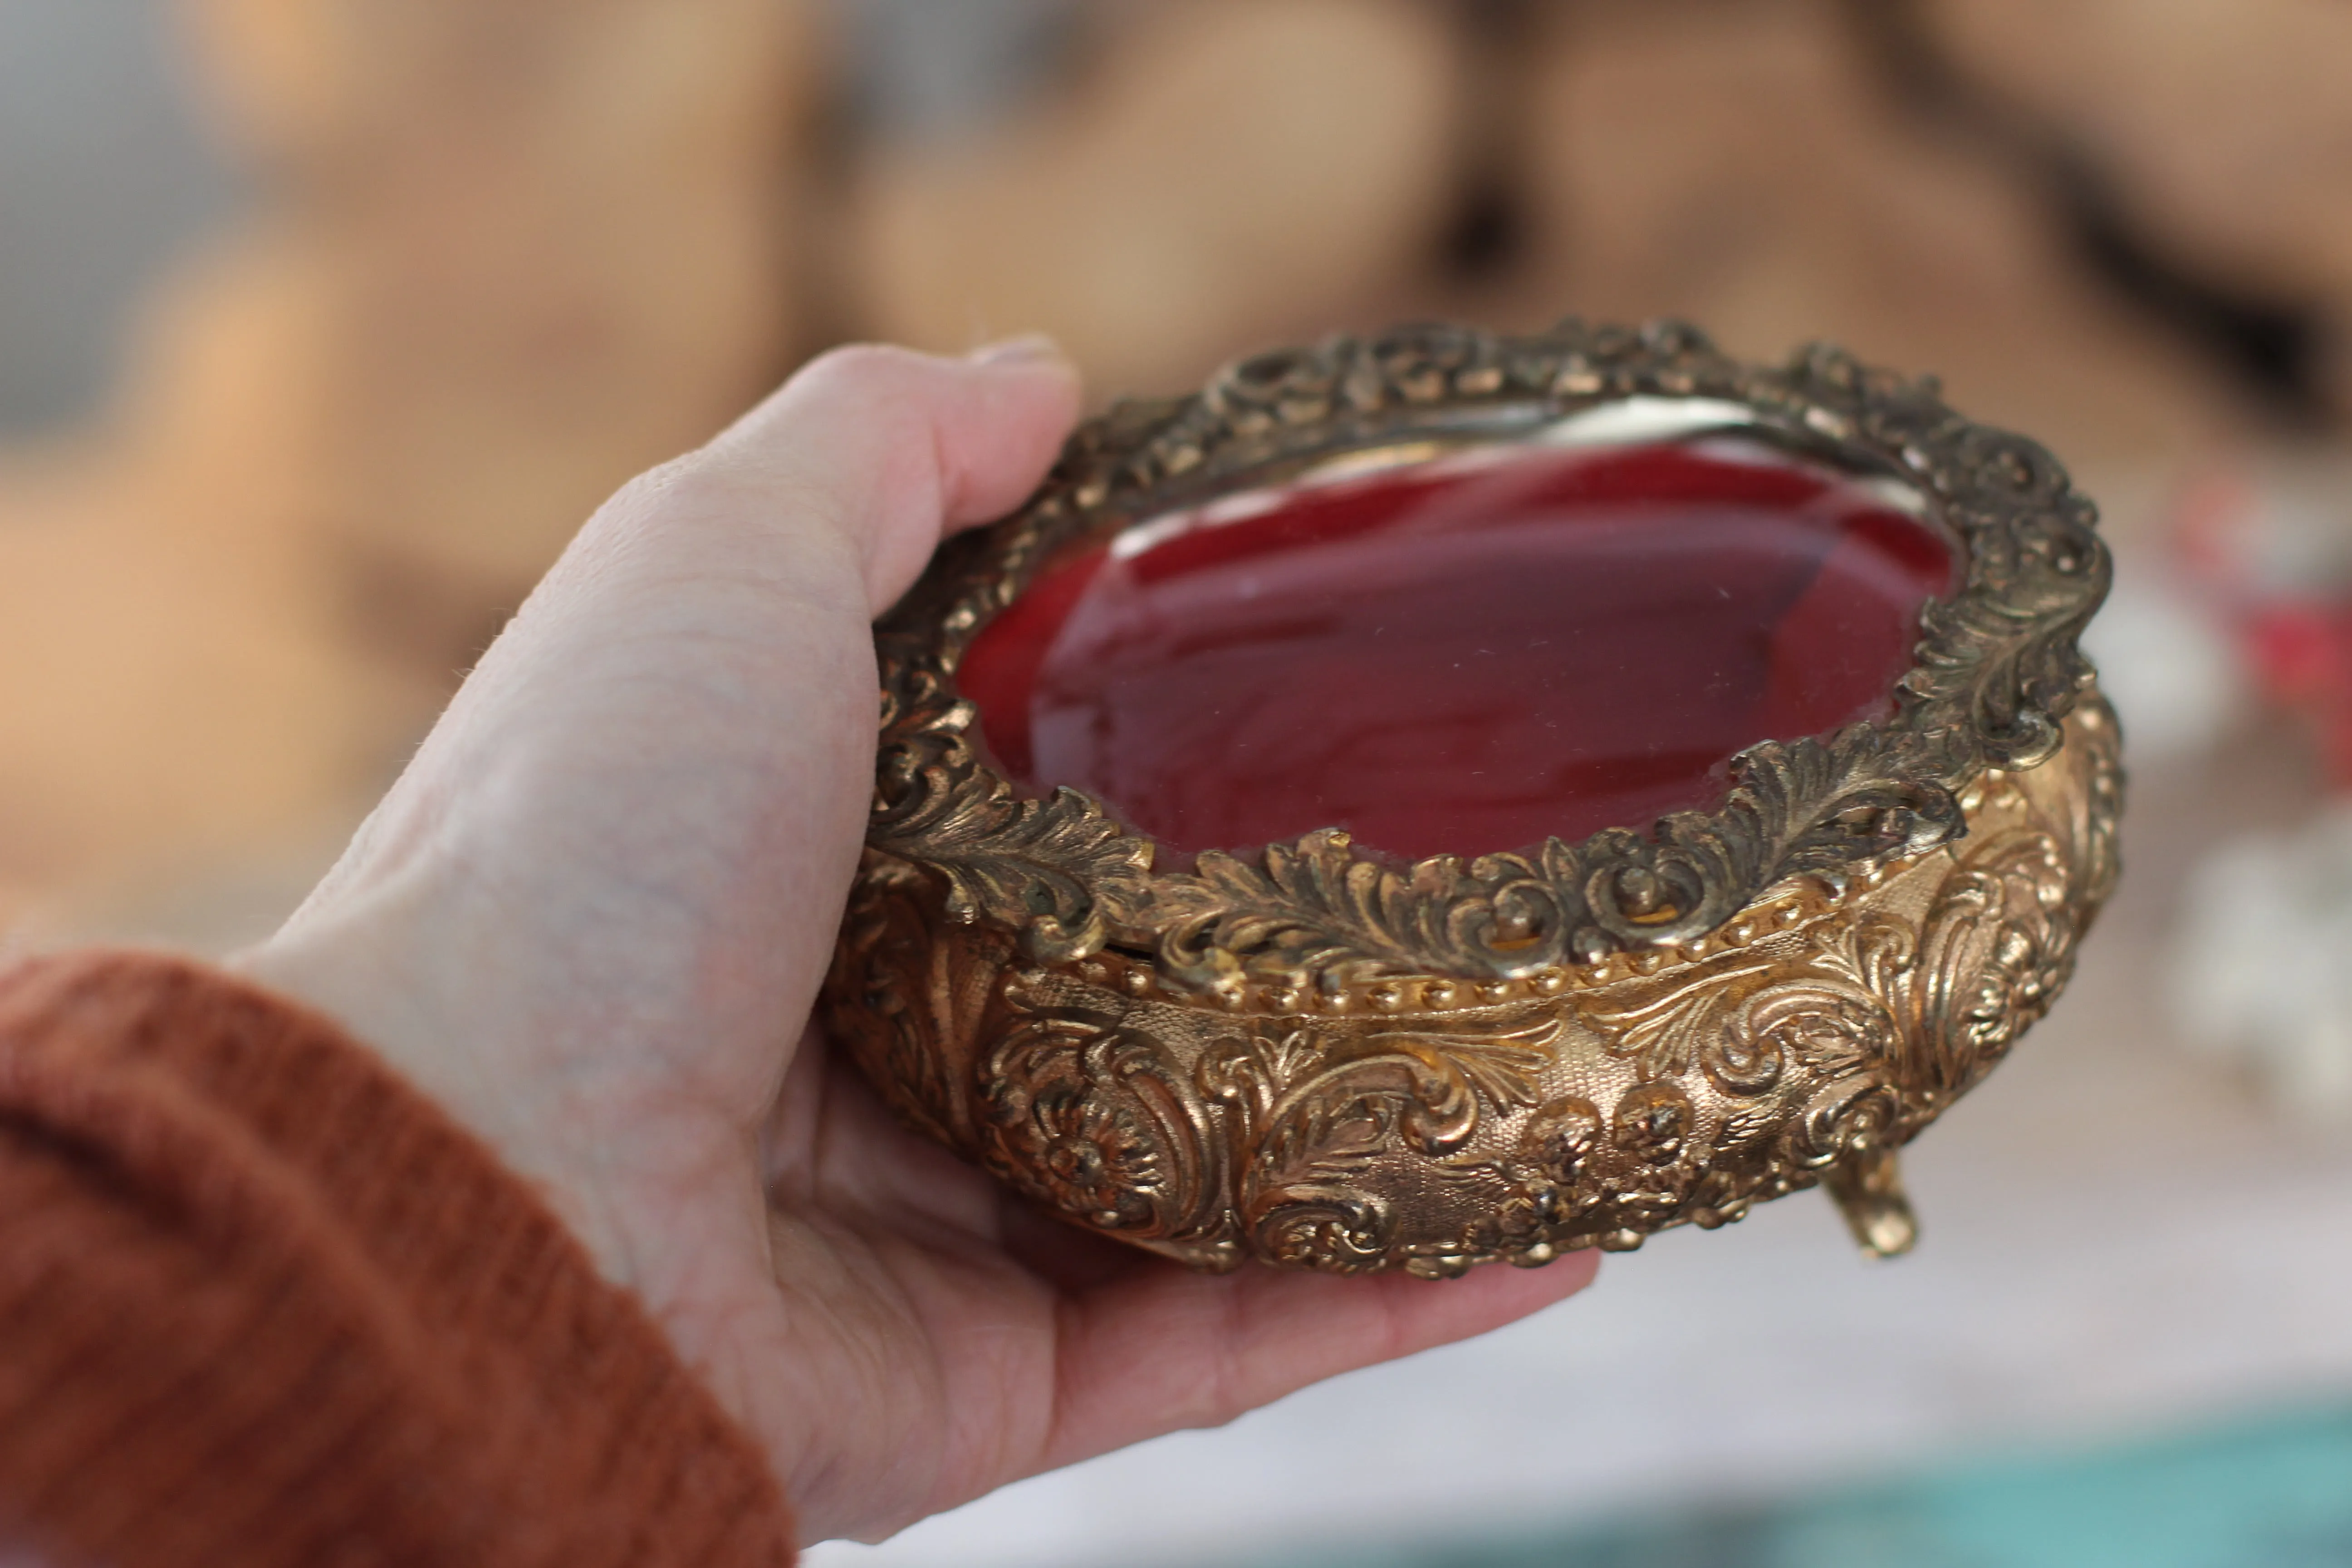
[958,407,1960,865]
[868,319,2110,995]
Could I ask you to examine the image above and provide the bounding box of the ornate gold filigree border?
[867,319,2110,1000]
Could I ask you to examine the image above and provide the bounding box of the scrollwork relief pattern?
[1421,702,2122,1273]
[1199,1017,1557,1271]
[825,316,2125,1272]
[853,700,2119,1274]
[865,319,2109,995]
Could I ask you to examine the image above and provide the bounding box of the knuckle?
[789,342,941,406]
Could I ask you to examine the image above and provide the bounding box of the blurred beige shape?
[181,0,820,651]
[0,0,817,937]
[0,243,357,926]
[1513,0,2236,477]
[1921,0,2352,305]
[844,0,1467,396]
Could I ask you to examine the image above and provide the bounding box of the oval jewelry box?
[822,319,2121,1277]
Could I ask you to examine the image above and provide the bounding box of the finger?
[696,337,1082,613]
[1034,1250,1601,1472]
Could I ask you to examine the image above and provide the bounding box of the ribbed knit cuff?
[0,950,794,1568]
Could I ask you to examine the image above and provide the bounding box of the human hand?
[240,342,1599,1544]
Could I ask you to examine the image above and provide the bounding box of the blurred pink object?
[2167,446,2352,1122]
[2175,454,2352,784]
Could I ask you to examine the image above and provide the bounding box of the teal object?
[1263,1404,2352,1568]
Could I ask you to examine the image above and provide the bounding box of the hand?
[240,341,1599,1545]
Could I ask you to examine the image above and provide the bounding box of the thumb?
[259,339,1082,1116]
[692,337,1083,615]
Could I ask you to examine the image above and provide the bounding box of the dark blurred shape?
[1848,0,2340,429]
[1503,0,2230,472]
[1436,0,1538,281]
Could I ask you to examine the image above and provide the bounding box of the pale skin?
[240,340,1599,1546]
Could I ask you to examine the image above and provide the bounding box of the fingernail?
[970,333,1068,368]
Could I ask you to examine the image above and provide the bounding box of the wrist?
[236,915,803,1503]
[235,882,645,1283]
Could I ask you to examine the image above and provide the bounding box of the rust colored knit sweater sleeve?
[0,951,796,1568]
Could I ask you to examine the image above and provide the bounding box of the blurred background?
[7,1,2352,1563]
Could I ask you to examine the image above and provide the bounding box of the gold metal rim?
[864,318,2112,999]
